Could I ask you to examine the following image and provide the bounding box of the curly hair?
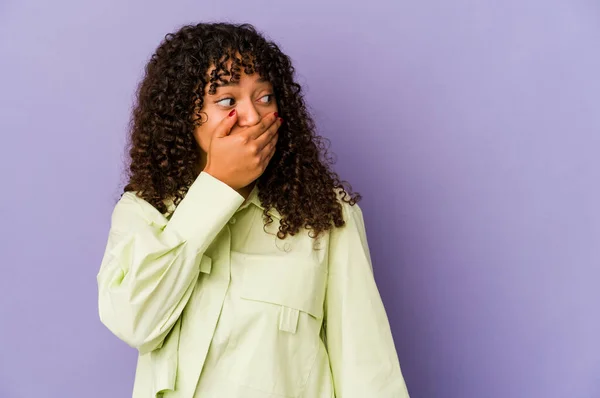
[123,22,361,240]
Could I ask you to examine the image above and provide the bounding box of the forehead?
[214,74,269,88]
[205,51,255,80]
[205,54,271,94]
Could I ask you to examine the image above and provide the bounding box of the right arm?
[97,109,281,354]
[96,172,245,354]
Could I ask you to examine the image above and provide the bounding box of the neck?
[237,180,256,201]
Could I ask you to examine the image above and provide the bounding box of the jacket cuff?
[164,172,245,250]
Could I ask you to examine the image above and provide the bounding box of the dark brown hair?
[124,22,361,239]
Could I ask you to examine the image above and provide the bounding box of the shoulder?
[332,187,364,228]
[111,191,170,231]
[326,189,369,253]
[114,191,151,215]
[333,187,363,215]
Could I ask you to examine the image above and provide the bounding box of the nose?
[235,100,261,128]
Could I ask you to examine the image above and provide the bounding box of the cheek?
[193,125,212,153]
[254,104,278,123]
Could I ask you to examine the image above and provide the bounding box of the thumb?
[213,109,238,138]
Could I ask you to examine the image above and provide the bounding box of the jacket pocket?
[240,255,326,319]
[227,253,327,397]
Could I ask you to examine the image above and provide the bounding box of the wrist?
[202,168,237,190]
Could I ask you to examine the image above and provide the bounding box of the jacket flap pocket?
[239,254,327,319]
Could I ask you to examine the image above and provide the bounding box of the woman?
[97,22,410,398]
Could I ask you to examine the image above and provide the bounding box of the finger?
[264,140,277,165]
[260,132,278,161]
[246,112,279,141]
[213,109,238,138]
[256,117,282,151]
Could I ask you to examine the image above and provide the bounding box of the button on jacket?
[97,171,410,398]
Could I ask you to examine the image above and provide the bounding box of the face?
[192,67,278,170]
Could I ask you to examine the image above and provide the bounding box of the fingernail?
[278,117,284,123]
[274,112,279,118]
[229,109,236,117]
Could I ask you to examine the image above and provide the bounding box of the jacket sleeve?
[96,172,245,355]
[325,201,410,398]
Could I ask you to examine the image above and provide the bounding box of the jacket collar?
[240,182,281,220]
[165,181,281,220]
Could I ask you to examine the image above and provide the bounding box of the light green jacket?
[97,172,410,397]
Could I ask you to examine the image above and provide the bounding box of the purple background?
[1,0,599,397]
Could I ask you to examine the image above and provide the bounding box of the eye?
[258,94,274,104]
[216,97,235,107]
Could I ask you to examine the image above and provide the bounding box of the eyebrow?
[217,76,269,87]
